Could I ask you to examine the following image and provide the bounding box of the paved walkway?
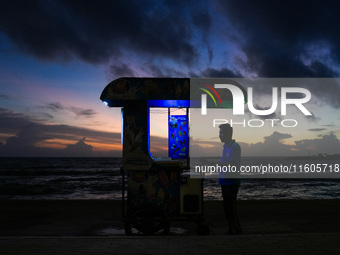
[1,232,340,255]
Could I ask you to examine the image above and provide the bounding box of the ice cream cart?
[100,77,245,235]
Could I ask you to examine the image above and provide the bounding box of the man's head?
[219,123,233,144]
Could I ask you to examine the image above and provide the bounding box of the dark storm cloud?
[44,102,65,111]
[196,67,240,78]
[107,62,136,78]
[0,0,210,66]
[0,94,9,99]
[0,122,121,157]
[246,104,279,120]
[2,130,94,157]
[3,0,340,110]
[0,108,121,156]
[184,129,340,157]
[241,131,340,156]
[243,132,294,156]
[217,0,340,77]
[214,0,340,108]
[301,79,340,108]
[36,112,55,121]
[294,132,340,154]
[308,128,326,132]
[191,131,296,157]
[0,108,35,132]
[107,58,190,78]
[68,107,97,118]
[263,131,292,143]
[63,137,93,157]
[5,124,49,149]
[142,63,188,78]
[41,102,97,118]
[0,108,108,140]
[305,112,320,123]
[78,109,96,117]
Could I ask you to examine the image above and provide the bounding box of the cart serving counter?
[100,77,245,235]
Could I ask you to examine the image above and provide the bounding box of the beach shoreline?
[1,199,340,236]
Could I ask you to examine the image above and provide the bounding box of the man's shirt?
[219,140,241,186]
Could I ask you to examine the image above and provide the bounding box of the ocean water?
[0,157,340,200]
[0,157,122,200]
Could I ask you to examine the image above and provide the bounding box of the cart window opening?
[149,108,168,158]
[149,108,187,158]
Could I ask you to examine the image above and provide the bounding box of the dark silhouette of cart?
[100,77,245,235]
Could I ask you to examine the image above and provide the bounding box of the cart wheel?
[196,222,210,235]
[125,207,170,236]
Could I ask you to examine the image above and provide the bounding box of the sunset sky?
[1,0,340,157]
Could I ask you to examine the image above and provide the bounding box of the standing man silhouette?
[219,123,242,235]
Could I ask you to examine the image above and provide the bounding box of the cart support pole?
[121,167,125,219]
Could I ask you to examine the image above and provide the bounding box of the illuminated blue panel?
[169,115,189,159]
[148,100,190,108]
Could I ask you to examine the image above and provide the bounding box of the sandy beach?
[1,199,340,236]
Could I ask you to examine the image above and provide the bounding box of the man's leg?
[221,184,242,234]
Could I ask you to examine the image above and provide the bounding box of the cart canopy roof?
[100,77,246,108]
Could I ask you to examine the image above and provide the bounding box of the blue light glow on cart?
[148,100,190,108]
